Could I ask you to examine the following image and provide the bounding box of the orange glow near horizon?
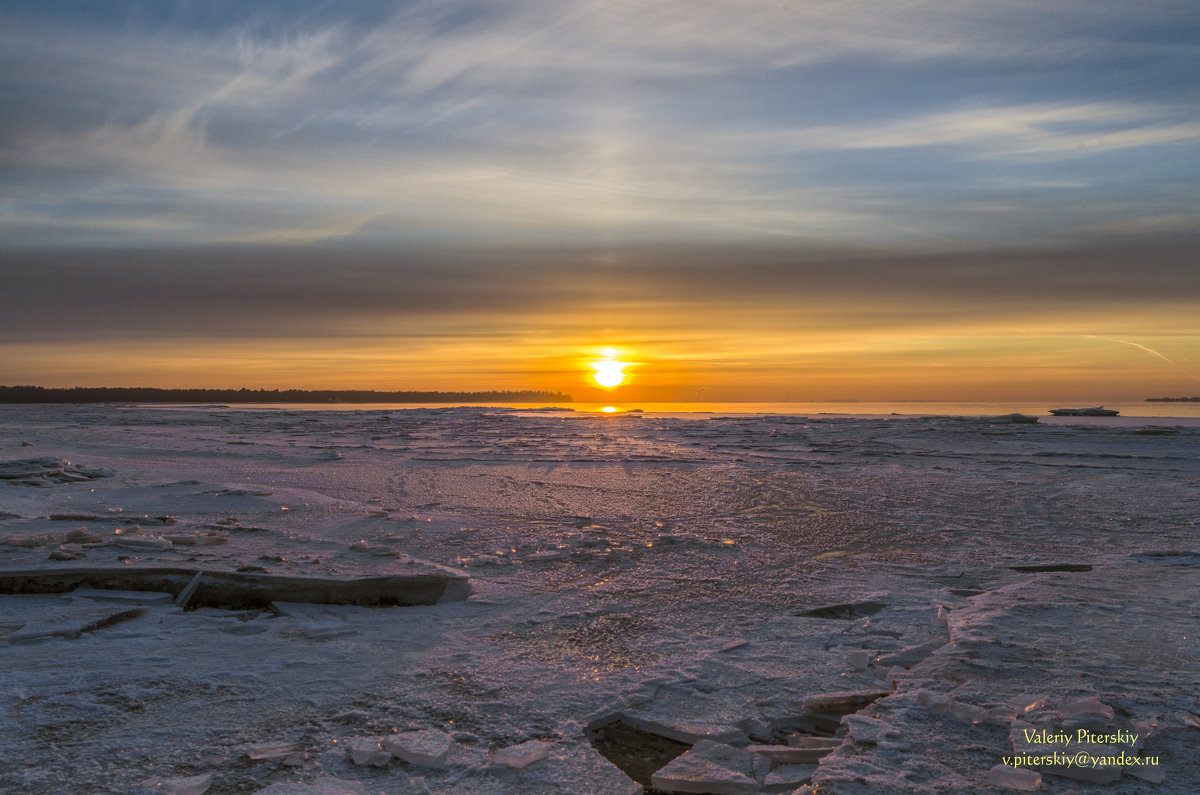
[5,317,1200,404]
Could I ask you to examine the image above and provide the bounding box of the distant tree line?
[1145,396,1200,402]
[0,385,573,404]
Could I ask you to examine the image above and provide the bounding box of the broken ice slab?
[650,740,758,795]
[253,777,369,795]
[620,712,747,746]
[947,700,989,724]
[798,600,886,620]
[345,736,392,767]
[801,689,892,715]
[492,739,552,769]
[873,638,944,668]
[111,535,173,550]
[1007,563,1093,572]
[987,764,1041,791]
[8,605,145,641]
[843,715,896,744]
[70,587,174,604]
[163,533,230,546]
[762,763,816,791]
[0,562,469,607]
[48,545,85,561]
[748,742,838,765]
[154,773,213,795]
[1059,697,1114,720]
[781,736,842,763]
[845,650,872,670]
[244,741,302,761]
[382,729,453,767]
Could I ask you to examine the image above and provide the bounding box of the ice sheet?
[1,405,1196,792]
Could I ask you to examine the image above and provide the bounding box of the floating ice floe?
[843,714,897,744]
[781,735,843,762]
[0,457,107,485]
[8,605,145,642]
[492,739,552,769]
[153,772,213,795]
[651,740,758,795]
[873,638,945,668]
[345,736,391,767]
[244,741,303,762]
[748,740,838,765]
[800,689,892,715]
[253,777,368,795]
[987,764,1041,791]
[382,729,453,767]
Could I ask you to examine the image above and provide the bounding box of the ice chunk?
[112,534,173,550]
[748,742,837,765]
[9,606,145,641]
[174,571,204,609]
[65,527,102,543]
[71,588,174,604]
[873,639,944,668]
[763,763,816,790]
[783,735,843,761]
[492,739,551,769]
[5,533,61,547]
[155,773,213,795]
[165,533,229,546]
[245,741,301,761]
[843,715,895,744]
[987,764,1041,791]
[845,650,872,670]
[345,737,391,767]
[948,700,988,724]
[799,600,886,620]
[1060,698,1114,720]
[253,778,368,795]
[650,740,758,795]
[382,729,452,767]
[801,689,891,715]
[916,689,954,715]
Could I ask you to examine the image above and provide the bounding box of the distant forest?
[1145,396,1200,402]
[0,385,573,404]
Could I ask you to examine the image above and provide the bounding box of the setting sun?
[591,358,627,389]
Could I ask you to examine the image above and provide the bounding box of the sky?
[2,0,1199,402]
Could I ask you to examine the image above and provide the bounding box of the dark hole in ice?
[1008,564,1093,573]
[798,600,886,619]
[587,717,691,790]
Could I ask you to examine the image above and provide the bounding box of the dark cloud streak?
[3,243,1196,342]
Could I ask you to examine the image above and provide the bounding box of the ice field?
[1,404,1197,793]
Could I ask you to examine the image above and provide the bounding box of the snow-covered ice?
[1,404,1197,792]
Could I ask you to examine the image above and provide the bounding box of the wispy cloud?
[1,1,1198,248]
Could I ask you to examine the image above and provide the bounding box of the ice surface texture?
[0,405,1196,792]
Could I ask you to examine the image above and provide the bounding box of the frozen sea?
[1,404,1198,793]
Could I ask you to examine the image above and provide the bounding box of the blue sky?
[5,0,1198,248]
[2,1,1199,398]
